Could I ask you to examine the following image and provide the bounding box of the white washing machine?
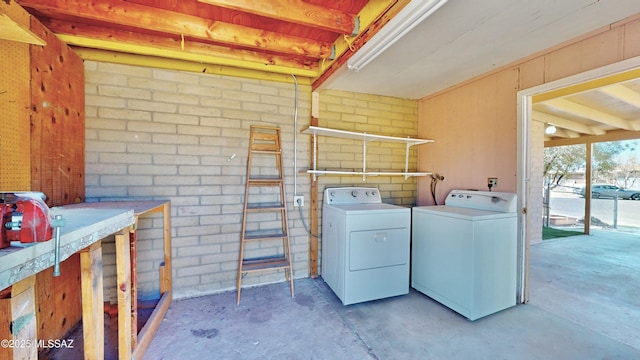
[412,190,518,320]
[322,187,410,305]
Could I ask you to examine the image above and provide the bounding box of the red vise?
[1,192,52,249]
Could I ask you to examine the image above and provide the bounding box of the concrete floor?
[143,230,640,360]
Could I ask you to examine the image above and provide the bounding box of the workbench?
[0,200,172,360]
[62,200,172,360]
[0,207,134,359]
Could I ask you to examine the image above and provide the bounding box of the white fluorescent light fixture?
[347,0,448,72]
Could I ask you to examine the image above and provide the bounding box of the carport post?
[613,195,618,229]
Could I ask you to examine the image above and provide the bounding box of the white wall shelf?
[301,126,434,181]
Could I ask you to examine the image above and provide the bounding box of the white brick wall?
[316,90,421,207]
[85,61,311,300]
[85,62,421,301]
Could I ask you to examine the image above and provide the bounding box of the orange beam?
[199,0,357,34]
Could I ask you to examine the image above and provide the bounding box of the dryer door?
[349,227,409,271]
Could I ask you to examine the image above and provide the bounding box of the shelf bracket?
[312,132,318,182]
[362,135,367,181]
[404,142,412,180]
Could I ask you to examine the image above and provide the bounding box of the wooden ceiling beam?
[312,0,401,89]
[18,0,333,58]
[73,48,317,84]
[44,19,318,71]
[61,34,318,77]
[598,84,640,108]
[544,98,635,131]
[532,110,606,136]
[543,127,582,141]
[198,0,357,35]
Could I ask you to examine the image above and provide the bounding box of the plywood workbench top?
[0,207,134,290]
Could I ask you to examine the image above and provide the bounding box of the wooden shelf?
[301,126,434,180]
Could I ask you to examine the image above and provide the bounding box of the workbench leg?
[116,229,132,360]
[162,202,172,293]
[0,276,37,360]
[80,241,104,360]
[129,229,137,349]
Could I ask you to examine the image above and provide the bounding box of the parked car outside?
[579,184,640,200]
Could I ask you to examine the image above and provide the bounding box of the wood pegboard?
[0,39,31,190]
[0,0,33,190]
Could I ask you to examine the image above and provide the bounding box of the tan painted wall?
[417,69,519,204]
[417,14,640,243]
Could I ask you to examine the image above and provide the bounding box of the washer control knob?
[351,190,358,197]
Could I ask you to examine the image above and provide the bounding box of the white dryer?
[412,190,518,320]
[322,187,410,305]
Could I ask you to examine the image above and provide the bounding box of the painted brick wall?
[84,62,420,300]
[84,61,311,300]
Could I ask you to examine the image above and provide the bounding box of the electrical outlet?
[488,177,498,188]
[294,195,304,207]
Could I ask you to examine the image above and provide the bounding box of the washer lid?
[325,202,409,215]
[413,205,516,220]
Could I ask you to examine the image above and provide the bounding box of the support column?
[116,229,132,360]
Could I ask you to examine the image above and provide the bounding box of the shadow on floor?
[45,229,640,360]
[143,229,640,360]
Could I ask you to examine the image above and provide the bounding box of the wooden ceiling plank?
[198,0,357,34]
[532,110,605,135]
[74,47,316,84]
[532,68,640,103]
[598,84,640,108]
[544,98,634,131]
[313,0,400,89]
[18,0,333,58]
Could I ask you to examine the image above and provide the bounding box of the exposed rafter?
[532,111,605,136]
[20,0,334,58]
[543,98,635,131]
[598,84,640,108]
[198,0,357,35]
[46,19,318,76]
[543,127,581,140]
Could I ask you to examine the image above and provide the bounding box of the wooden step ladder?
[237,125,294,304]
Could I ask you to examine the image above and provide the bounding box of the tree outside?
[544,140,640,189]
[543,139,640,235]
